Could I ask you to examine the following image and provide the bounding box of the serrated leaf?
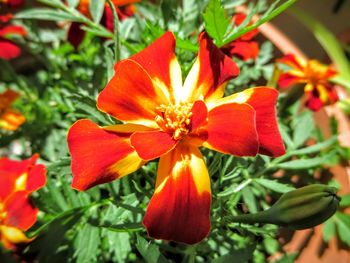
[276,152,335,170]
[136,235,169,263]
[107,232,131,263]
[15,8,81,22]
[90,0,105,23]
[203,0,230,45]
[289,136,337,155]
[292,111,314,147]
[74,224,100,263]
[255,178,295,193]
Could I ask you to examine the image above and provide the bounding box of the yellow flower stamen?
[155,102,193,140]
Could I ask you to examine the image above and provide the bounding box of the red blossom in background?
[67,0,140,48]
[0,89,25,131]
[67,31,285,244]
[0,14,26,60]
[221,13,260,61]
[0,154,46,250]
[278,54,339,111]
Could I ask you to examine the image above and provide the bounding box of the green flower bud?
[228,184,340,230]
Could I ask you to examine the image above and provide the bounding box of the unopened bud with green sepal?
[228,184,341,230]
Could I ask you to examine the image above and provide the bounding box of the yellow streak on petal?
[108,151,145,179]
[15,173,27,192]
[304,83,314,92]
[317,84,329,103]
[103,123,155,133]
[0,109,25,131]
[207,87,254,110]
[0,226,32,245]
[155,144,210,195]
[182,59,200,102]
[169,57,184,103]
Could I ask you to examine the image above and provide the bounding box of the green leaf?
[221,0,297,47]
[203,0,230,46]
[15,8,81,22]
[70,94,114,125]
[292,111,314,147]
[89,0,105,23]
[106,232,131,263]
[242,187,257,213]
[276,152,335,170]
[74,224,100,263]
[323,219,335,242]
[335,212,350,246]
[136,235,169,263]
[255,178,295,193]
[289,136,337,156]
[289,7,350,89]
[340,194,350,208]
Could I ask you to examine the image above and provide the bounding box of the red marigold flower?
[0,89,25,131]
[0,154,46,249]
[278,54,339,111]
[67,0,140,48]
[67,32,285,244]
[0,14,26,60]
[221,13,260,61]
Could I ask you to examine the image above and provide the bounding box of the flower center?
[155,102,193,140]
[305,60,328,84]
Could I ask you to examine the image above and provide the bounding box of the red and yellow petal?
[97,59,169,127]
[67,119,144,191]
[3,191,38,231]
[127,32,182,101]
[210,87,285,157]
[0,40,21,60]
[0,154,45,200]
[202,103,259,156]
[0,156,34,201]
[277,54,306,71]
[182,33,240,103]
[143,144,211,244]
[130,130,177,161]
[26,163,46,193]
[278,72,305,88]
[0,108,25,131]
[0,226,32,250]
[305,83,339,111]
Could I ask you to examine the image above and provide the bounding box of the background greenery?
[1,0,350,262]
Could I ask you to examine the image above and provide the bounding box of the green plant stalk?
[106,0,121,62]
[220,0,297,47]
[289,6,350,91]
